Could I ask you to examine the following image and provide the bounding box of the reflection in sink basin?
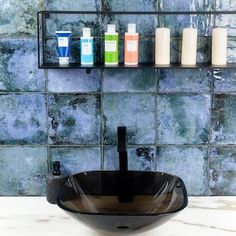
[57,170,188,234]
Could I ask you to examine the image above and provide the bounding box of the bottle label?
[58,37,69,47]
[105,40,117,52]
[127,40,138,52]
[82,42,92,55]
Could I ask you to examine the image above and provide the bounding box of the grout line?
[1,144,236,148]
[45,68,50,174]
[208,69,214,146]
[2,91,236,95]
[100,68,104,170]
[99,12,104,170]
[154,69,159,171]
[206,68,214,195]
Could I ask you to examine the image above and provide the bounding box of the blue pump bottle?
[80,28,94,65]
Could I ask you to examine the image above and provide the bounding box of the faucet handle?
[117,126,127,152]
[52,161,61,176]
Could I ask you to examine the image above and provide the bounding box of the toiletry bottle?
[46,161,66,204]
[181,28,198,65]
[56,31,71,65]
[155,28,170,65]
[212,28,227,66]
[124,24,139,65]
[80,28,94,65]
[105,24,119,65]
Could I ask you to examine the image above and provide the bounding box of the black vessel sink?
[55,127,188,233]
[57,170,188,234]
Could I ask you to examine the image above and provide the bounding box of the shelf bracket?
[86,68,92,74]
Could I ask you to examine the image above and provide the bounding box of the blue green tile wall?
[0,0,236,196]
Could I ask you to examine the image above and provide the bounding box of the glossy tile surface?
[159,0,205,11]
[0,147,47,195]
[0,40,45,92]
[103,94,155,145]
[0,0,43,37]
[213,69,236,93]
[210,147,236,195]
[48,69,101,93]
[48,94,100,145]
[104,146,155,171]
[157,95,211,144]
[0,95,47,144]
[212,95,236,144]
[159,69,211,93]
[45,0,101,10]
[103,69,156,92]
[49,147,101,175]
[157,146,208,195]
[215,0,236,10]
[101,0,157,11]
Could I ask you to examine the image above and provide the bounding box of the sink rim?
[56,170,188,216]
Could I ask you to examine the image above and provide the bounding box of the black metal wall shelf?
[39,63,236,70]
[37,10,236,70]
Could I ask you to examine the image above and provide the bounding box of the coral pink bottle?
[124,24,139,65]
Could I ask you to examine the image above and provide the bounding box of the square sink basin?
[57,170,188,234]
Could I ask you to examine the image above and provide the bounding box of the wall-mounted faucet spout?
[117,126,133,202]
[117,126,128,172]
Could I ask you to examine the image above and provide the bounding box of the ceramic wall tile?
[156,146,208,195]
[49,147,101,175]
[212,95,236,144]
[45,0,101,11]
[0,146,47,195]
[215,0,236,10]
[227,37,236,63]
[213,69,236,93]
[48,94,100,145]
[159,15,213,37]
[104,146,155,171]
[159,0,205,11]
[48,69,101,93]
[0,95,47,144]
[102,0,157,11]
[0,0,43,37]
[210,147,236,195]
[0,39,45,92]
[103,94,155,145]
[215,15,236,36]
[159,69,211,93]
[103,69,156,92]
[157,95,211,144]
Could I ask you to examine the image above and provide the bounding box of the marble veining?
[0,197,235,236]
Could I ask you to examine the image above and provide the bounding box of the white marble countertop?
[0,197,235,236]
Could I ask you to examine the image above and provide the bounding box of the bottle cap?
[107,24,116,33]
[59,57,69,65]
[83,28,91,37]
[128,24,136,34]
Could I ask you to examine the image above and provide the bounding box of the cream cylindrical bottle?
[124,24,139,65]
[181,28,198,65]
[105,24,119,65]
[155,28,170,65]
[212,28,227,66]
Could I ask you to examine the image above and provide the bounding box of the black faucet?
[117,126,133,202]
[117,126,128,172]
